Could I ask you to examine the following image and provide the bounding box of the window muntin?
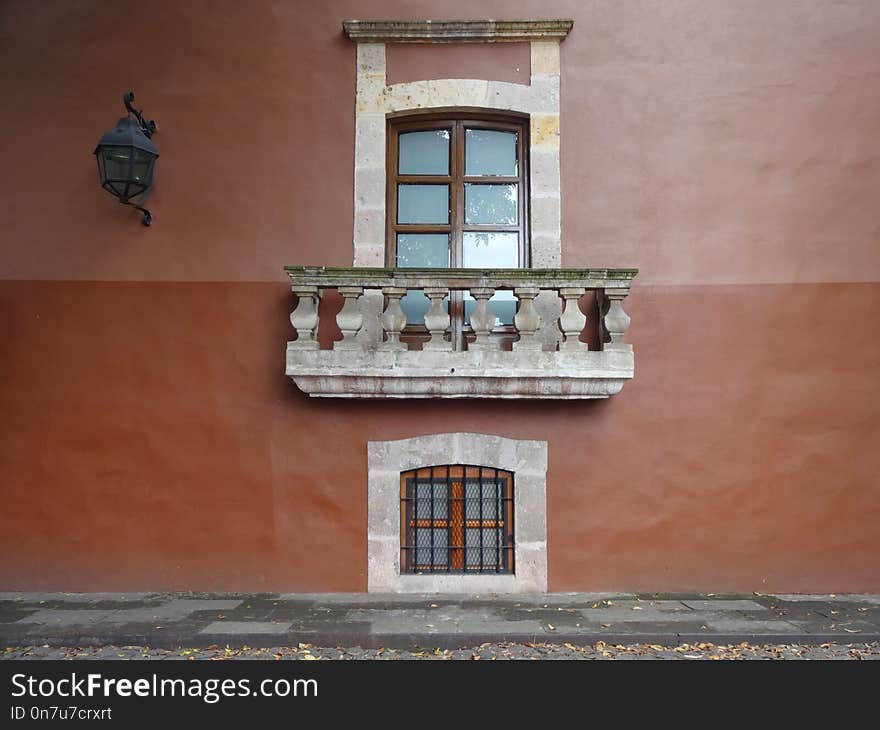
[400,465,514,575]
[387,114,529,347]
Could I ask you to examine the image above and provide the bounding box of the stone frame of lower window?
[367,432,548,593]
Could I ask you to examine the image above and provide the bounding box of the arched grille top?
[400,464,514,574]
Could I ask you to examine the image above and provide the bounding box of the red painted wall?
[1,0,878,591]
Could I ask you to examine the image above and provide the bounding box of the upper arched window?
[387,112,529,349]
[399,464,514,574]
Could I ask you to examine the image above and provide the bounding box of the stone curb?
[3,630,879,651]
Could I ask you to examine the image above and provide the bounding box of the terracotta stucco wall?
[1,0,878,591]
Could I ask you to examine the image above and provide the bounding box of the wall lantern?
[94,91,158,226]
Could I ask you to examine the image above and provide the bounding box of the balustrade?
[287,267,634,353]
[284,267,637,399]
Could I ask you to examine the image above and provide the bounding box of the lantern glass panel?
[101,146,132,181]
[131,148,154,186]
[104,179,128,198]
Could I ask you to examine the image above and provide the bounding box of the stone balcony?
[285,267,637,399]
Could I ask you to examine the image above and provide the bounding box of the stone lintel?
[343,19,573,44]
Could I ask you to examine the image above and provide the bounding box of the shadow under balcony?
[285,267,637,399]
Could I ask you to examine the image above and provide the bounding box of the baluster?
[558,286,587,351]
[356,289,384,350]
[380,286,407,351]
[335,286,364,349]
[534,288,562,351]
[513,287,541,350]
[423,287,450,350]
[289,285,319,350]
[468,287,496,350]
[602,288,632,349]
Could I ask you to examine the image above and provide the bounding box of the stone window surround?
[347,19,572,270]
[367,433,548,593]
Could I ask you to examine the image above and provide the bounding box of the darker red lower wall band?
[1,281,877,592]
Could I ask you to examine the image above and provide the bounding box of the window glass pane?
[396,233,450,268]
[465,184,517,225]
[397,229,448,326]
[462,232,519,268]
[414,482,450,519]
[400,290,450,326]
[398,184,449,224]
[432,482,448,518]
[462,232,519,326]
[465,528,499,567]
[400,291,427,325]
[413,481,429,519]
[415,528,448,567]
[465,129,517,176]
[464,290,516,327]
[464,479,500,519]
[399,130,450,175]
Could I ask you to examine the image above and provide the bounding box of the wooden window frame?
[386,110,530,349]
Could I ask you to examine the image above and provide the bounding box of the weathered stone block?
[530,40,561,76]
[486,80,532,112]
[528,74,560,113]
[531,235,563,268]
[428,78,488,107]
[355,74,386,113]
[531,113,560,149]
[354,167,385,209]
[512,542,549,593]
[354,115,385,168]
[356,43,386,75]
[530,148,561,196]
[353,207,384,249]
[384,80,430,111]
[352,243,384,268]
[531,194,561,236]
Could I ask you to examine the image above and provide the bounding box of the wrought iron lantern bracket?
[123,91,157,139]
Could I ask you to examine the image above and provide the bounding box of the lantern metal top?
[94,116,159,157]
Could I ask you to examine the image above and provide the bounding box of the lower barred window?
[400,464,514,574]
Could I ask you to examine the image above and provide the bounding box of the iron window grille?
[400,464,514,574]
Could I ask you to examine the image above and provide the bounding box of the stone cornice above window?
[342,19,573,44]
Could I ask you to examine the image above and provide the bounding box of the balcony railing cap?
[284,266,638,289]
